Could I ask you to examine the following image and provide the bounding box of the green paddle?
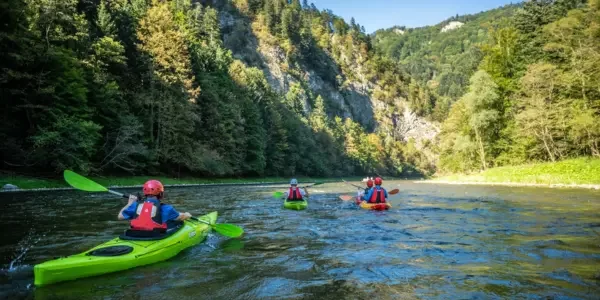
[273,182,325,198]
[190,217,244,238]
[63,170,244,238]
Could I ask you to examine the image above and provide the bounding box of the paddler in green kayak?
[284,178,309,201]
[118,180,193,232]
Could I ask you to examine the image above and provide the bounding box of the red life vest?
[130,200,167,231]
[368,187,386,204]
[287,187,303,200]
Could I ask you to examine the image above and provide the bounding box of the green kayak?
[283,198,308,210]
[34,211,217,287]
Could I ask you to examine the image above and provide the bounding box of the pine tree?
[310,95,328,131]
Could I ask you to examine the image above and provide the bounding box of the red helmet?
[374,177,382,185]
[366,180,374,188]
[143,180,164,196]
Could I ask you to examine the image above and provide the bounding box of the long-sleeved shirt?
[363,186,387,201]
[358,187,372,200]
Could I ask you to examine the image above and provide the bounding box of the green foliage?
[373,4,518,118]
[480,27,521,93]
[7,0,594,180]
[434,157,600,185]
[0,0,426,178]
[436,0,600,174]
[32,117,102,173]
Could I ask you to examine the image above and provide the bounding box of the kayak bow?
[283,198,308,210]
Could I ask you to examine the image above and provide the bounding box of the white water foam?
[7,230,45,272]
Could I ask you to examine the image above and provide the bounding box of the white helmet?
[290,178,298,185]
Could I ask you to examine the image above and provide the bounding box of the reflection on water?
[0,182,599,299]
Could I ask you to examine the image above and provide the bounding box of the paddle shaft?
[114,190,215,228]
[63,170,243,238]
[275,182,321,198]
[339,188,399,201]
[301,182,320,189]
[342,179,363,189]
[191,217,210,226]
[108,190,129,198]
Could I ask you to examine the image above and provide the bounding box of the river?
[1,181,599,299]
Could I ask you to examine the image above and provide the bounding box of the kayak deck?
[283,199,308,210]
[34,211,217,287]
[359,201,392,211]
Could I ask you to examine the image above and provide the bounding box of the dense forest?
[373,4,519,120]
[374,0,600,173]
[0,0,425,178]
[2,0,598,179]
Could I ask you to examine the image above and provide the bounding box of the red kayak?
[358,200,392,211]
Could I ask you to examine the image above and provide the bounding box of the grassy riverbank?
[0,174,352,190]
[430,158,600,188]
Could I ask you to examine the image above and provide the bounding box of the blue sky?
[310,0,521,33]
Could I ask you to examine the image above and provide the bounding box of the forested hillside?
[0,0,434,178]
[375,0,600,173]
[3,0,597,179]
[373,4,518,120]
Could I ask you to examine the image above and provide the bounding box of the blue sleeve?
[122,203,137,220]
[363,189,373,201]
[384,188,388,198]
[161,205,181,223]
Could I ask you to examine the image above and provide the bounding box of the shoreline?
[0,181,301,193]
[0,175,350,193]
[419,158,600,190]
[417,180,600,190]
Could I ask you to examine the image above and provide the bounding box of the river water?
[0,181,599,299]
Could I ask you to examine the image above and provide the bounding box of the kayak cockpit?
[87,245,134,257]
[119,221,184,241]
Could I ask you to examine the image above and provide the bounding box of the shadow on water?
[0,181,599,299]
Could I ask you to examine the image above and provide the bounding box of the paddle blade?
[273,191,283,198]
[389,189,399,195]
[63,170,108,192]
[339,195,354,201]
[213,224,244,238]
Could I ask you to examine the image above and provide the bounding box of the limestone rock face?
[441,21,464,33]
[219,7,439,147]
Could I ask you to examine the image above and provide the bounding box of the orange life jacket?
[130,200,167,231]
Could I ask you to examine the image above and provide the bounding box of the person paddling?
[358,179,374,201]
[118,180,193,231]
[362,177,388,204]
[284,178,308,201]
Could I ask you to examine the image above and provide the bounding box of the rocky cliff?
[217,3,439,147]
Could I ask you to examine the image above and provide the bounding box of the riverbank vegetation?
[0,0,427,180]
[431,158,600,186]
[0,173,353,190]
[2,0,599,185]
[374,0,600,175]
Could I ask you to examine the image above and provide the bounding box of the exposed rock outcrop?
[441,21,464,33]
[219,6,439,146]
[2,184,19,191]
